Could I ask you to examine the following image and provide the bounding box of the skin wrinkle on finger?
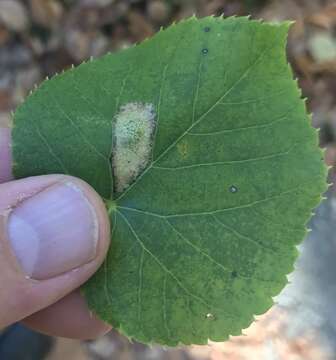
[0,175,111,329]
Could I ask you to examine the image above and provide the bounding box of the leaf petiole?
[103,198,117,215]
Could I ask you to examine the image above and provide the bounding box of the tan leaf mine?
[112,102,156,194]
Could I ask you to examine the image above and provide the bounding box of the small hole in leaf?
[231,270,238,278]
[202,48,209,55]
[204,27,211,32]
[206,313,215,320]
[229,185,238,193]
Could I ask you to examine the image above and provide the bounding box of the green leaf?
[12,16,327,346]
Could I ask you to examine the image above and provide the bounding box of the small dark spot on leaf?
[229,185,238,193]
[231,270,238,278]
[202,48,209,55]
[204,27,211,32]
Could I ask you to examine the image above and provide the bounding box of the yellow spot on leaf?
[177,141,189,158]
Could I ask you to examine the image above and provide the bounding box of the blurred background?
[0,0,336,359]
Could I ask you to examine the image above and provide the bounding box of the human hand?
[0,127,111,339]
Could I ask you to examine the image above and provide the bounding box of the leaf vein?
[152,63,168,161]
[51,95,109,161]
[153,145,295,170]
[117,210,212,310]
[192,57,203,124]
[193,44,272,127]
[166,219,233,274]
[137,248,144,323]
[218,88,287,105]
[118,186,304,218]
[162,274,171,339]
[104,211,117,307]
[212,215,276,253]
[34,125,69,174]
[188,109,293,136]
[70,74,109,120]
[117,42,276,201]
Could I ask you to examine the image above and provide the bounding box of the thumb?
[0,174,110,328]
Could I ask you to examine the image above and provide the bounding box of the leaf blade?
[12,16,327,345]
